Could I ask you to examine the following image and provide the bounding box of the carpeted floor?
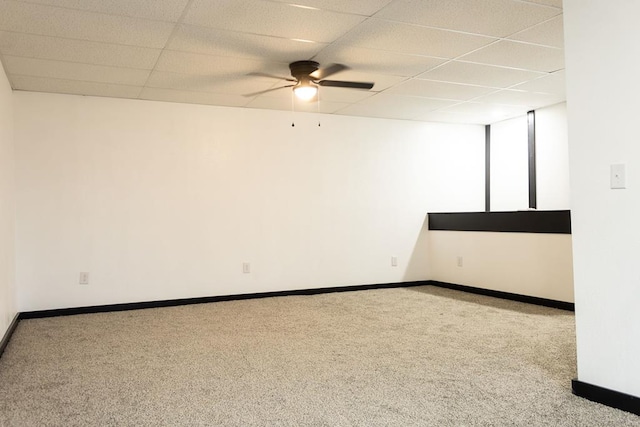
[0,286,638,426]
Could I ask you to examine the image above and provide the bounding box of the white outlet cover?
[611,164,626,189]
[79,272,89,284]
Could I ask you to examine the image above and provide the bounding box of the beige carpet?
[0,286,638,426]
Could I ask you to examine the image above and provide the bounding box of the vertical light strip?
[527,110,537,209]
[485,124,491,212]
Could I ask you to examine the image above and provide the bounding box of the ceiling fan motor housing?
[289,60,320,81]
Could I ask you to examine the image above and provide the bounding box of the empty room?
[0,0,638,425]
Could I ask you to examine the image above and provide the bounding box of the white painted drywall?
[13,91,484,311]
[536,103,570,210]
[429,231,574,303]
[0,63,16,337]
[565,0,640,397]
[490,103,570,211]
[490,115,529,211]
[429,103,573,302]
[425,131,485,213]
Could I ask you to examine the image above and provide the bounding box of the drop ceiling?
[0,0,565,125]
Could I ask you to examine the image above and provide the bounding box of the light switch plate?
[611,164,626,189]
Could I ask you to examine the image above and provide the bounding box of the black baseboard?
[4,280,575,361]
[572,379,640,416]
[428,280,575,311]
[0,313,20,358]
[19,280,430,319]
[16,279,574,320]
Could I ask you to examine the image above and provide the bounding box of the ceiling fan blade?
[243,85,295,97]
[248,72,296,82]
[317,80,374,90]
[311,63,348,80]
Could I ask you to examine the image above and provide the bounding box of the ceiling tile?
[417,111,491,125]
[9,0,190,22]
[418,60,545,88]
[3,55,150,85]
[474,89,564,108]
[385,79,496,100]
[420,110,526,124]
[155,50,287,78]
[508,15,564,48]
[338,93,457,120]
[440,101,529,121]
[0,0,568,124]
[168,25,327,63]
[0,1,175,48]
[524,0,562,8]
[183,0,364,43]
[267,0,394,16]
[313,45,446,77]
[338,19,496,58]
[459,40,564,72]
[139,87,250,107]
[511,70,565,95]
[316,86,376,103]
[0,31,161,69]
[246,96,349,114]
[374,0,560,38]
[146,71,276,95]
[11,75,141,98]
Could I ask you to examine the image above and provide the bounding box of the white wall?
[429,231,574,302]
[565,1,640,398]
[424,129,485,213]
[0,63,16,337]
[14,91,484,311]
[490,115,529,211]
[429,103,573,301]
[11,89,572,314]
[536,103,570,210]
[490,103,571,211]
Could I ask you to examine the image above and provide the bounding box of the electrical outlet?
[391,256,398,267]
[79,272,89,285]
[242,262,251,274]
[611,164,626,189]
[457,256,463,267]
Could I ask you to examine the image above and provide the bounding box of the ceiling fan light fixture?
[244,61,373,99]
[293,82,317,101]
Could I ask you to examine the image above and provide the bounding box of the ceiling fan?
[245,60,375,100]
